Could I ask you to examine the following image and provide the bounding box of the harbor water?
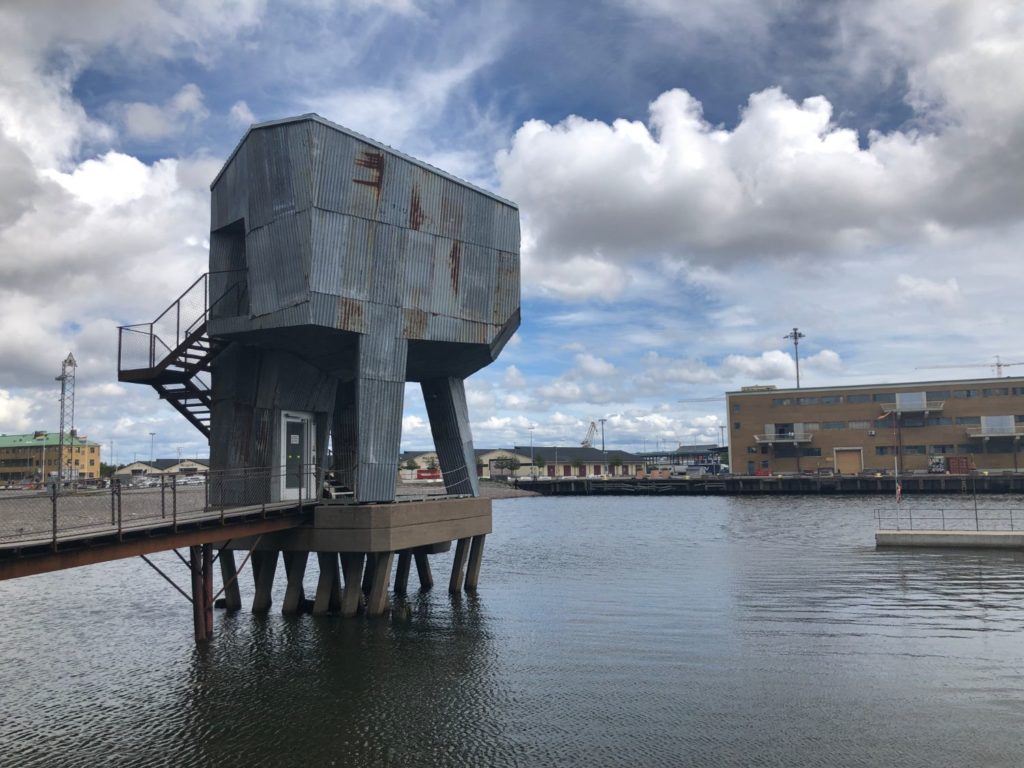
[3,495,1024,767]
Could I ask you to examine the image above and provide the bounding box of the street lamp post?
[783,327,806,388]
[149,432,156,463]
[528,425,535,476]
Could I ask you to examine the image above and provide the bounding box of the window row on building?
[726,378,1024,475]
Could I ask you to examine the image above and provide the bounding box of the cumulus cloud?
[804,349,843,372]
[497,1,1024,303]
[229,100,256,127]
[574,353,616,377]
[503,365,527,389]
[115,84,209,141]
[719,350,795,380]
[0,389,37,433]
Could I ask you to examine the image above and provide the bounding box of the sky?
[1,0,1023,463]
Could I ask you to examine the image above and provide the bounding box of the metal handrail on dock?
[875,506,1024,532]
[0,464,320,550]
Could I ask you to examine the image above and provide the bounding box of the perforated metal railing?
[0,465,319,549]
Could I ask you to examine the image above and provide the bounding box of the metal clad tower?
[206,115,521,503]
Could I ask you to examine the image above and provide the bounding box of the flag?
[895,482,902,503]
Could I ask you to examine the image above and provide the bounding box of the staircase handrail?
[118,270,246,373]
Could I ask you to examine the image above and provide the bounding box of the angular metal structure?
[204,114,520,503]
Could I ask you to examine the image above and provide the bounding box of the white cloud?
[116,84,209,141]
[719,350,794,380]
[497,1,1024,304]
[574,353,616,377]
[895,275,961,307]
[0,389,36,433]
[804,349,843,372]
[503,365,526,389]
[229,100,256,127]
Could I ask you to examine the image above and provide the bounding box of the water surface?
[3,495,1024,767]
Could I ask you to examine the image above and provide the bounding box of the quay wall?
[515,474,1024,496]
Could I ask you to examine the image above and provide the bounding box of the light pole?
[528,425,536,477]
[149,432,156,463]
[783,327,806,388]
[599,418,607,452]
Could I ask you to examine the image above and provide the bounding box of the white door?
[279,411,316,501]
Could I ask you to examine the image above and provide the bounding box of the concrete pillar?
[362,552,377,594]
[313,552,343,615]
[282,551,309,614]
[365,552,394,617]
[394,551,412,595]
[421,377,478,497]
[251,550,279,613]
[414,552,433,591]
[340,553,364,618]
[218,549,242,611]
[449,537,470,594]
[465,534,485,592]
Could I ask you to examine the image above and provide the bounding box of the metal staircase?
[118,271,247,439]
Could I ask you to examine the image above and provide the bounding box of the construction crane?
[916,355,1024,378]
[581,421,598,448]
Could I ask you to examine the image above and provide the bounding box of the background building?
[112,458,209,482]
[0,431,102,483]
[727,378,1024,475]
[512,446,645,478]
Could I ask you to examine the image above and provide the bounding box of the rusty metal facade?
[207,115,520,503]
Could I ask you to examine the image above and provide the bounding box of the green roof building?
[0,431,102,484]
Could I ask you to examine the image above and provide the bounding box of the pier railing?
[875,507,1024,532]
[0,464,319,549]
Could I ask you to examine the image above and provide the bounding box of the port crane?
[581,421,599,448]
[915,355,1024,378]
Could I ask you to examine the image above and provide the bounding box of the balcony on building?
[754,431,814,444]
[965,416,1023,439]
[878,391,944,415]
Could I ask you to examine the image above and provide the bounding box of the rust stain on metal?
[352,151,385,202]
[409,186,425,230]
[337,297,365,331]
[403,308,429,339]
[449,240,462,294]
[440,190,463,238]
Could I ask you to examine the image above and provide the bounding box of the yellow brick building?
[0,431,102,483]
[727,378,1024,476]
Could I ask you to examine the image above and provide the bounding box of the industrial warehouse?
[727,377,1024,476]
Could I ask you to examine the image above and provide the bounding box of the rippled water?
[4,495,1024,767]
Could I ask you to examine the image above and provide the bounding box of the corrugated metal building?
[206,115,520,504]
